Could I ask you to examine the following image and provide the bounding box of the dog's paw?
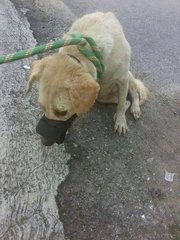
[130,103,141,120]
[114,113,128,135]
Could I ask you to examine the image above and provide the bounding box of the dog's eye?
[54,110,68,117]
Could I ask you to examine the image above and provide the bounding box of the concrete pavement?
[0,1,69,239]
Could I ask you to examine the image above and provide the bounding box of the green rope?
[0,34,104,80]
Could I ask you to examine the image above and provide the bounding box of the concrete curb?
[0,1,70,239]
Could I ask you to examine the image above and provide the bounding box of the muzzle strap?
[36,115,77,144]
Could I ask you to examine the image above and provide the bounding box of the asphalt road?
[4,0,180,239]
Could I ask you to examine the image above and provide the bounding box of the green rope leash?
[0,34,104,80]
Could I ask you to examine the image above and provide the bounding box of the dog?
[27,12,149,145]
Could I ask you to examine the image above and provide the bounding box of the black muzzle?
[36,114,77,146]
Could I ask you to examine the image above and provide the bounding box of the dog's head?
[27,52,100,145]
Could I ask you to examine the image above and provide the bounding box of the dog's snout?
[41,137,55,146]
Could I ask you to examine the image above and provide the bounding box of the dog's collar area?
[67,54,82,65]
[67,52,97,81]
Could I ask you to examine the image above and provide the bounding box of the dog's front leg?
[114,78,129,135]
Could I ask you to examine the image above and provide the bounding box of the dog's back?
[67,12,130,63]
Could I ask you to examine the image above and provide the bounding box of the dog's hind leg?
[128,71,141,120]
[128,71,149,120]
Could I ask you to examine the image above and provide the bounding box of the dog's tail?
[134,78,149,105]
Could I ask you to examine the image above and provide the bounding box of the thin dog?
[27,12,149,145]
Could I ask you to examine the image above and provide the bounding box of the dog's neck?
[67,54,81,65]
[61,46,97,80]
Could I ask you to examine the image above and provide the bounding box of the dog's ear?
[66,74,100,114]
[26,60,44,92]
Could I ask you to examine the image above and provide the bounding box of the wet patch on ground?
[11,0,74,44]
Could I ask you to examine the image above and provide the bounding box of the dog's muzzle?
[36,114,77,146]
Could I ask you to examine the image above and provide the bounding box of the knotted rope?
[0,34,104,80]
